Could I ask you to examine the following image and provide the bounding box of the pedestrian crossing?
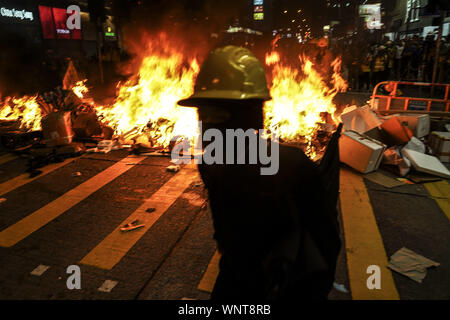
[0,155,146,247]
[0,152,448,299]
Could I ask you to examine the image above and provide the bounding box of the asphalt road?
[0,148,448,300]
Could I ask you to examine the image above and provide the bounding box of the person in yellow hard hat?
[178,46,341,300]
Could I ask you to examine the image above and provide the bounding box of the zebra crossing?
[0,150,448,299]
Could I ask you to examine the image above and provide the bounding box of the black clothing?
[199,143,341,300]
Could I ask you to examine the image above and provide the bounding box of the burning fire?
[95,51,199,148]
[0,35,349,158]
[0,95,42,131]
[264,50,347,157]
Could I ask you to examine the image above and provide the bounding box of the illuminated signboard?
[254,0,264,5]
[38,5,81,40]
[359,4,383,30]
[254,5,263,13]
[0,7,33,21]
[254,13,264,20]
[0,5,36,24]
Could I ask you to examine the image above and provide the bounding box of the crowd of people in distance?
[335,34,450,92]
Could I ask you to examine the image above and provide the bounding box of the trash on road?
[98,280,118,293]
[364,171,406,188]
[388,247,440,283]
[71,172,82,177]
[333,282,349,293]
[339,130,386,173]
[402,136,426,154]
[380,116,413,146]
[403,149,450,179]
[167,164,180,172]
[341,105,382,133]
[120,219,145,232]
[396,114,430,138]
[146,208,156,213]
[30,265,50,277]
[41,111,74,147]
[428,131,450,163]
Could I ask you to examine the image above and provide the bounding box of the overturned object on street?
[428,131,450,163]
[383,147,411,177]
[380,116,413,146]
[339,130,386,174]
[403,149,450,179]
[341,105,382,133]
[396,114,430,138]
[388,247,439,283]
[41,111,74,147]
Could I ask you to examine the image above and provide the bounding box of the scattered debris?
[41,111,74,147]
[96,140,117,154]
[166,164,180,172]
[333,282,349,293]
[0,198,6,204]
[397,114,430,138]
[406,174,442,184]
[364,171,406,188]
[98,280,118,293]
[341,105,381,133]
[380,116,413,146]
[396,178,415,185]
[402,136,426,154]
[146,208,156,213]
[403,149,450,179]
[71,111,102,138]
[339,130,386,173]
[120,219,145,232]
[72,172,82,177]
[428,131,450,163]
[30,265,50,276]
[388,247,440,283]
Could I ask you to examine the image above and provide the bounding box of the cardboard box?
[339,130,387,173]
[428,131,450,163]
[396,114,430,138]
[341,105,382,133]
[41,111,74,147]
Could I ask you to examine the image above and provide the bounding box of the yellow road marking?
[0,158,76,197]
[340,168,399,300]
[424,180,450,220]
[0,156,146,247]
[0,153,18,166]
[80,164,199,270]
[197,250,221,293]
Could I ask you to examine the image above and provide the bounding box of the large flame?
[95,34,200,148]
[264,49,347,157]
[1,35,349,158]
[0,95,42,131]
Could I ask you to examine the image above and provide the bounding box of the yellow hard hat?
[178,46,271,107]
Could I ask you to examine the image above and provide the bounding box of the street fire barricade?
[370,81,450,117]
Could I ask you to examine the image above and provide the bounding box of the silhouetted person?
[178,46,341,300]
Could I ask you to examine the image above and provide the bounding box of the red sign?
[38,5,81,40]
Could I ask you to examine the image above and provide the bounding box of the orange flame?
[264,50,346,158]
[0,95,42,131]
[95,34,200,147]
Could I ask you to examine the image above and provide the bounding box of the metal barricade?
[370,81,449,116]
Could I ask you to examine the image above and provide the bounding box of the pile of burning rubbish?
[0,33,349,176]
